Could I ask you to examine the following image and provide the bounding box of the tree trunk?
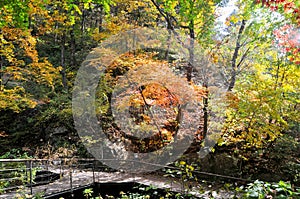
[61,33,67,90]
[228,20,246,91]
[187,23,195,82]
[70,27,76,69]
[81,10,86,33]
[164,16,172,60]
[99,6,104,33]
[203,86,208,140]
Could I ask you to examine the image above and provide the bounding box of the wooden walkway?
[0,158,241,199]
[0,168,187,198]
[0,167,239,199]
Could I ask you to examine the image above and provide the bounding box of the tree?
[220,1,300,149]
[90,50,204,153]
[151,0,221,80]
[150,0,222,145]
[0,0,60,112]
[254,0,300,65]
[256,0,300,25]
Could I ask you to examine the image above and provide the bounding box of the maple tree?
[148,0,225,148]
[254,0,300,65]
[94,51,204,153]
[256,0,300,25]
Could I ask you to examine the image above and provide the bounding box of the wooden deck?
[0,168,185,198]
[0,167,239,199]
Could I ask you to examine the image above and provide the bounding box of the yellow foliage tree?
[0,1,60,112]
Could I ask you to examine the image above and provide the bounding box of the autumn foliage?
[256,0,300,22]
[0,0,299,184]
[256,0,300,64]
[95,52,205,153]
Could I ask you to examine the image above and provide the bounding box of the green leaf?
[73,4,82,15]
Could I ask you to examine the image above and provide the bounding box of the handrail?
[1,157,298,197]
[0,158,98,197]
[0,158,96,162]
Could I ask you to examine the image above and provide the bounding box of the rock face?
[34,170,60,185]
[194,153,240,177]
[45,126,68,138]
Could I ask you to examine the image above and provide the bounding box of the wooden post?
[29,160,33,195]
[70,169,73,194]
[92,160,95,184]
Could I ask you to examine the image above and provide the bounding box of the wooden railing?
[0,158,98,196]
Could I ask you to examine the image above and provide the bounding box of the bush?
[243,180,300,199]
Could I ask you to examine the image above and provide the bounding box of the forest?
[0,0,299,198]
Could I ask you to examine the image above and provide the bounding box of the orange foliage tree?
[95,51,205,153]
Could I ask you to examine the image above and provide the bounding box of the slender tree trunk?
[28,15,32,31]
[99,6,104,33]
[187,24,195,82]
[203,86,208,139]
[61,33,67,90]
[70,27,76,68]
[164,17,172,60]
[81,10,86,33]
[228,20,246,91]
[274,58,281,90]
[54,22,59,43]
